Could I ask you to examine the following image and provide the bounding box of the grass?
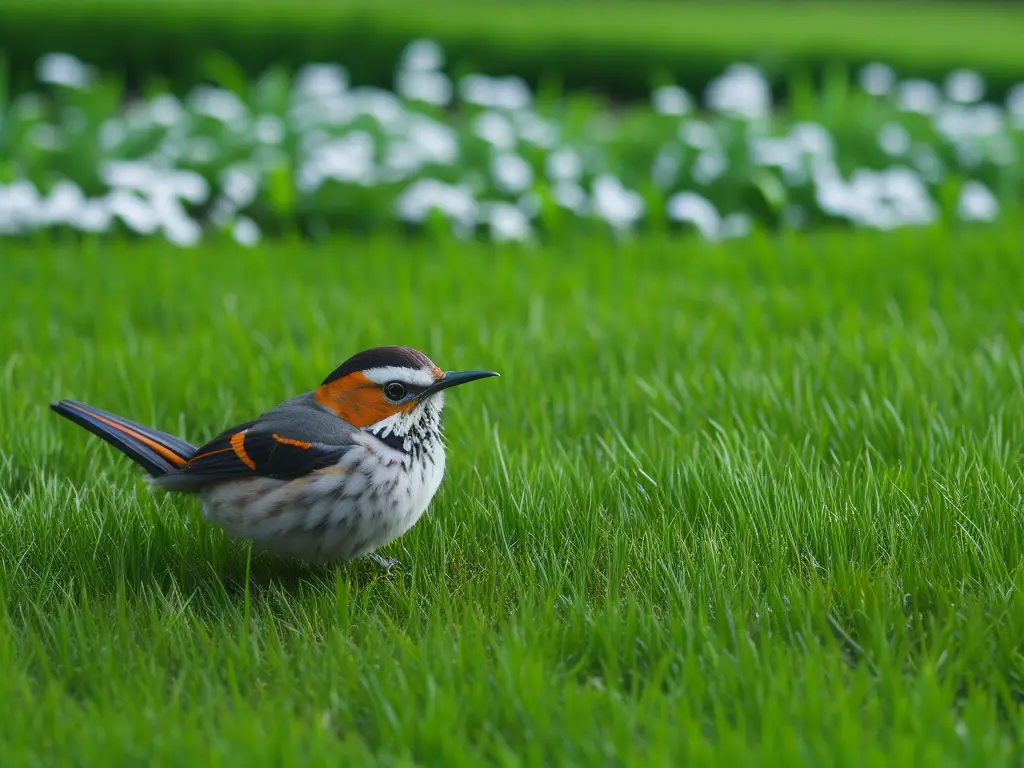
[2,225,1024,764]
[3,1,1024,101]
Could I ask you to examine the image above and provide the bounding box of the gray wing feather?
[153,392,361,492]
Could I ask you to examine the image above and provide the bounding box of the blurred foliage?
[0,0,1023,102]
[2,47,1021,246]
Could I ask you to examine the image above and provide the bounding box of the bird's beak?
[420,369,500,398]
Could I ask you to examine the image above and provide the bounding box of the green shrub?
[4,45,1022,246]
[2,0,1023,101]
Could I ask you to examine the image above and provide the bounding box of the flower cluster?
[2,42,1022,245]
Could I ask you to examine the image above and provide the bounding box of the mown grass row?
[2,0,1024,101]
[1,224,1023,763]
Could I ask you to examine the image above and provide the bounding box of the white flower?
[1007,83,1024,128]
[482,201,531,242]
[40,180,85,226]
[667,192,720,240]
[790,123,833,157]
[101,161,159,192]
[220,167,259,208]
[652,85,692,116]
[149,94,185,127]
[591,174,643,230]
[858,63,895,96]
[651,146,681,189]
[99,119,126,150]
[878,123,911,156]
[957,180,999,222]
[37,53,92,89]
[473,111,517,149]
[395,179,476,228]
[294,64,349,100]
[106,188,159,234]
[75,199,113,233]
[396,70,452,106]
[945,69,985,104]
[400,39,444,73]
[349,88,406,130]
[0,180,42,234]
[897,79,941,115]
[492,153,533,194]
[255,115,285,144]
[692,152,727,185]
[381,141,423,182]
[720,212,751,239]
[300,131,376,191]
[407,116,459,165]
[546,148,582,181]
[553,181,588,215]
[459,74,532,111]
[705,64,771,119]
[188,86,249,128]
[515,112,558,148]
[232,216,261,246]
[815,166,937,229]
[680,120,716,150]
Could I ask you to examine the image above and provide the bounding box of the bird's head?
[314,345,498,449]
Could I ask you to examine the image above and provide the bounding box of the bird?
[49,345,499,567]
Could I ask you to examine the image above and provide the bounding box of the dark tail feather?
[50,399,197,477]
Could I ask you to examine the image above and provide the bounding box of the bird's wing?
[168,395,360,485]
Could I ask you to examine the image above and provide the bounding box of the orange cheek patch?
[314,371,416,428]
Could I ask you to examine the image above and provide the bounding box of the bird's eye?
[383,382,407,402]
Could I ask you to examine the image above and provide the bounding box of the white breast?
[197,436,447,562]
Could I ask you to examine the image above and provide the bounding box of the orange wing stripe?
[187,446,233,464]
[230,432,256,470]
[272,434,312,449]
[65,403,187,468]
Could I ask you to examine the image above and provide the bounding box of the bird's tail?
[50,399,198,477]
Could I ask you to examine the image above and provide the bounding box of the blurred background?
[0,0,1021,246]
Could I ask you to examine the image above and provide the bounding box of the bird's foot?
[367,553,399,570]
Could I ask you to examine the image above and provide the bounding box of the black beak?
[420,369,500,398]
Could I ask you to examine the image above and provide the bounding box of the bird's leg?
[367,553,399,570]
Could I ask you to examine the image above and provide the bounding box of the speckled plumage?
[196,396,447,562]
[50,346,497,565]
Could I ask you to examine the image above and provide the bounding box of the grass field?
[2,227,1024,763]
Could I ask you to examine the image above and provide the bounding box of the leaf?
[199,50,250,100]
[252,66,290,115]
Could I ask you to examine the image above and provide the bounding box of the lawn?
[1,226,1024,764]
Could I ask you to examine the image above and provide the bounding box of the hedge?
[2,0,1024,102]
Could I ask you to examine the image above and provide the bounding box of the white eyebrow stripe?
[361,366,437,387]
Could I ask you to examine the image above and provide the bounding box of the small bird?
[50,346,498,566]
